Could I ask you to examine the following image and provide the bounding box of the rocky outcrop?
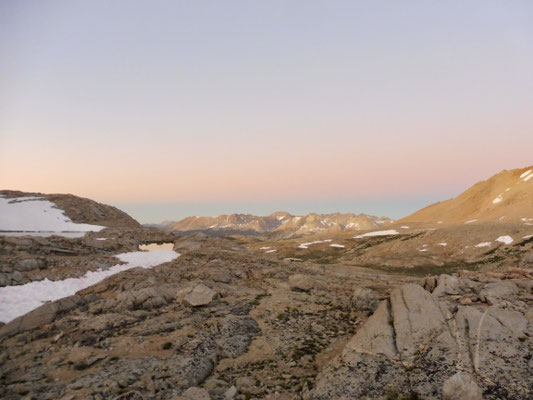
[313,276,533,400]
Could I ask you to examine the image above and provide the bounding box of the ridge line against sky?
[1,1,532,223]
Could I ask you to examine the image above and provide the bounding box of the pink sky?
[1,1,532,219]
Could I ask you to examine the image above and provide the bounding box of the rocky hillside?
[164,212,392,238]
[0,190,141,229]
[269,213,392,240]
[399,166,533,225]
[0,234,531,400]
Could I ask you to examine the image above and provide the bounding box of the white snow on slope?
[524,234,533,240]
[524,173,533,182]
[495,235,513,245]
[265,249,277,253]
[0,196,103,235]
[330,244,345,248]
[438,243,447,246]
[0,250,179,323]
[492,193,503,204]
[520,169,532,179]
[465,219,478,224]
[353,230,399,239]
[475,242,491,248]
[297,240,332,249]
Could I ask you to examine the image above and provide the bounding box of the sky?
[1,1,532,223]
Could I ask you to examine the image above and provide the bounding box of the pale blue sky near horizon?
[114,195,446,224]
[1,1,532,223]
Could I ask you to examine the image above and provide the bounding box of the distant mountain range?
[153,212,393,238]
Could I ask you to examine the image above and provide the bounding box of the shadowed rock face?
[313,276,533,400]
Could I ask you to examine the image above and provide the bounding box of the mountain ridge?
[398,165,533,225]
[159,211,393,238]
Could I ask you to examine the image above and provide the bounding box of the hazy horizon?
[2,1,532,221]
[114,194,449,224]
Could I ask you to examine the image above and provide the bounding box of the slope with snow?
[353,229,399,239]
[399,165,533,225]
[0,196,104,235]
[0,249,179,323]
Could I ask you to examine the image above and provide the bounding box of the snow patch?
[438,243,447,246]
[492,193,503,204]
[353,230,399,238]
[475,242,491,248]
[400,226,410,229]
[265,249,277,253]
[0,196,104,236]
[523,234,533,240]
[464,219,478,224]
[0,250,180,323]
[297,240,332,249]
[330,244,345,248]
[495,235,513,245]
[520,169,532,179]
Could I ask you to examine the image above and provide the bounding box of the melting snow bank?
[520,169,533,181]
[297,240,332,249]
[495,235,513,245]
[353,229,399,239]
[0,196,103,237]
[330,244,345,248]
[0,250,179,323]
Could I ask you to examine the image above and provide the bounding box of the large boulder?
[313,277,533,400]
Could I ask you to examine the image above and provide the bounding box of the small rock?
[459,297,472,305]
[12,270,22,282]
[235,376,255,391]
[223,386,237,400]
[442,372,482,400]
[183,284,217,307]
[288,274,313,292]
[183,387,211,400]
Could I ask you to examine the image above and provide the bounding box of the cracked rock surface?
[314,274,533,400]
